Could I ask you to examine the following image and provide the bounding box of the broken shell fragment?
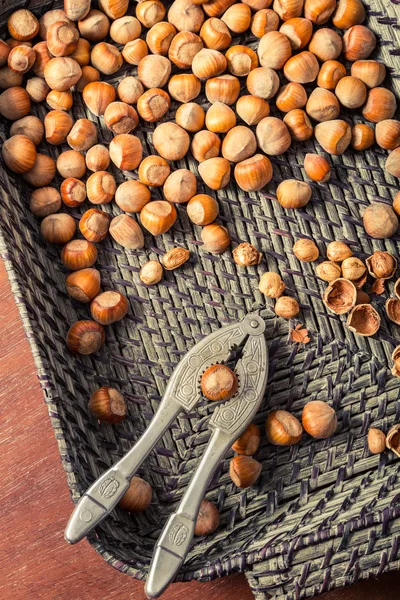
[322,278,357,314]
[386,298,400,325]
[346,303,380,336]
[386,424,400,457]
[366,251,397,280]
[391,346,400,378]
[395,278,400,299]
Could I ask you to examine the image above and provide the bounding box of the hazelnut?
[64,0,91,21]
[366,251,397,280]
[367,428,386,454]
[117,76,144,104]
[279,17,313,49]
[201,364,238,401]
[115,180,150,214]
[293,239,319,262]
[118,477,152,512]
[276,180,312,209]
[168,31,203,69]
[104,102,139,134]
[251,9,280,38]
[335,76,367,109]
[23,154,56,188]
[232,243,262,267]
[109,134,142,170]
[41,213,76,245]
[87,172,116,205]
[0,86,31,121]
[136,0,166,28]
[140,261,163,285]
[140,200,177,235]
[162,247,190,270]
[2,134,36,173]
[194,499,219,536]
[78,10,110,43]
[137,88,170,123]
[305,88,340,122]
[375,120,400,151]
[191,130,221,162]
[363,203,398,239]
[83,81,116,116]
[265,410,302,446]
[275,296,300,319]
[91,42,122,75]
[326,241,353,262]
[99,0,129,20]
[304,0,337,23]
[67,118,98,152]
[232,423,261,455]
[205,102,236,133]
[44,57,82,91]
[91,290,129,325]
[234,154,273,192]
[86,145,110,172]
[7,45,36,73]
[205,74,240,105]
[168,73,201,103]
[168,0,204,32]
[201,223,231,254]
[343,25,376,61]
[8,9,39,41]
[47,20,79,57]
[351,123,375,151]
[10,115,44,146]
[56,150,86,179]
[258,31,292,70]
[304,154,331,183]
[152,122,190,161]
[246,67,279,100]
[259,272,285,298]
[236,95,270,126]
[256,117,291,155]
[276,82,307,113]
[221,3,251,33]
[122,39,149,65]
[46,89,74,111]
[347,304,381,336]
[89,387,127,424]
[79,208,111,243]
[198,157,231,190]
[0,66,23,89]
[138,54,172,88]
[110,16,142,45]
[61,239,97,271]
[362,88,397,123]
[200,17,231,50]
[146,22,177,55]
[283,109,313,141]
[316,261,342,282]
[283,51,319,84]
[314,120,352,155]
[187,194,219,226]
[323,278,357,314]
[60,178,86,207]
[176,102,205,132]
[317,60,347,90]
[302,401,337,439]
[309,28,343,62]
[386,148,400,179]
[341,257,366,281]
[351,60,386,89]
[163,169,197,204]
[229,455,262,488]
[203,0,236,18]
[225,45,258,77]
[66,268,101,303]
[139,156,170,187]
[332,0,365,29]
[109,214,144,249]
[221,125,257,163]
[30,187,61,218]
[39,11,70,41]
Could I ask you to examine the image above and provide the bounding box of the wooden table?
[0,257,398,600]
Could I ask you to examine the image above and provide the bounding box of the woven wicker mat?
[1,0,400,598]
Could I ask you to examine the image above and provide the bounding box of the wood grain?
[0,257,398,600]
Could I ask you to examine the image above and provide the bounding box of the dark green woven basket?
[1,0,400,598]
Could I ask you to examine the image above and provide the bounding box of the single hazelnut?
[206,74,240,105]
[386,148,400,179]
[225,45,258,77]
[8,9,39,41]
[302,401,337,439]
[44,57,82,91]
[152,122,190,161]
[91,290,129,325]
[317,60,347,90]
[314,120,352,155]
[276,180,312,209]
[232,243,262,267]
[316,261,342,282]
[198,157,231,190]
[341,257,366,282]
[109,134,142,171]
[163,169,197,204]
[41,213,76,245]
[83,81,116,117]
[167,0,203,32]
[366,251,397,280]
[109,214,144,250]
[363,203,398,239]
[229,455,262,488]
[305,88,340,122]
[275,296,300,319]
[235,95,270,126]
[323,278,357,314]
[78,9,110,43]
[176,102,205,132]
[309,27,343,62]
[259,272,285,298]
[256,117,291,155]
[221,125,257,163]
[191,130,221,162]
[332,0,365,29]
[251,9,280,38]
[200,17,232,50]
[146,22,177,55]
[293,239,319,262]
[91,42,123,75]
[60,178,86,207]
[137,88,170,123]
[343,25,376,61]
[47,20,79,57]
[375,120,400,151]
[67,118,98,152]
[2,133,36,173]
[234,154,273,192]
[23,154,56,188]
[7,45,36,74]
[0,66,23,89]
[98,0,129,20]
[276,82,307,113]
[64,0,91,21]
[347,304,381,336]
[201,364,238,401]
[304,154,331,183]
[367,428,386,454]
[140,201,177,236]
[137,54,171,88]
[232,423,261,455]
[110,16,141,45]
[258,30,292,70]
[122,39,149,65]
[351,123,375,151]
[265,410,302,446]
[221,3,251,33]
[386,298,400,326]
[0,86,31,121]
[61,239,97,271]
[56,150,86,179]
[187,194,219,226]
[118,477,152,513]
[79,208,111,243]
[246,67,279,100]
[350,60,386,88]
[205,102,236,133]
[283,51,319,84]
[46,89,73,111]
[168,73,201,103]
[66,320,105,355]
[194,499,219,536]
[362,88,397,123]
[326,241,353,262]
[168,30,203,68]
[104,102,139,134]
[66,268,101,303]
[87,171,116,205]
[140,261,163,285]
[30,187,61,218]
[117,76,144,104]
[201,223,231,254]
[273,0,304,20]
[279,17,313,48]
[10,115,44,146]
[138,156,170,188]
[89,387,127,424]
[335,76,367,109]
[283,109,313,142]
[86,145,110,172]
[203,0,236,18]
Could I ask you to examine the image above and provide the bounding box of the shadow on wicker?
[0,0,400,598]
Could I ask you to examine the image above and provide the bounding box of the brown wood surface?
[0,257,398,600]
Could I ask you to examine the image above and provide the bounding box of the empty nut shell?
[347,304,380,336]
[386,424,400,457]
[386,298,400,325]
[366,251,397,280]
[323,278,357,314]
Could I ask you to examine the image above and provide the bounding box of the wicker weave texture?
[0,0,400,598]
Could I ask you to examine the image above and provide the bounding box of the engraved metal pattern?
[99,477,120,499]
[168,523,189,547]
